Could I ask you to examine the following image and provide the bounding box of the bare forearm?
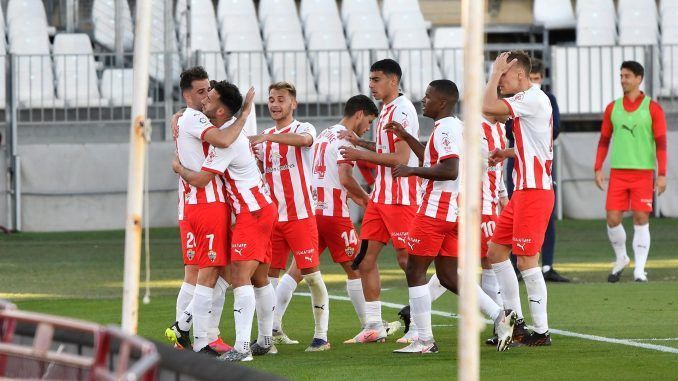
[177,165,213,188]
[411,164,458,181]
[483,72,509,117]
[342,176,370,203]
[266,133,312,147]
[357,150,408,167]
[353,138,376,152]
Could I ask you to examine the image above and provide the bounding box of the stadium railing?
[0,299,288,380]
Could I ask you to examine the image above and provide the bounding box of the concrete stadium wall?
[11,131,678,232]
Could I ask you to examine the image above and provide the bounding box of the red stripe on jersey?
[224,171,248,213]
[277,143,298,220]
[420,180,435,213]
[251,185,269,211]
[545,160,553,177]
[496,123,506,150]
[407,176,418,204]
[263,137,278,209]
[513,118,526,190]
[375,118,386,204]
[534,157,544,189]
[295,145,313,217]
[194,141,211,203]
[435,191,451,220]
[333,188,343,217]
[387,127,398,203]
[315,187,325,216]
[421,132,438,213]
[482,123,498,212]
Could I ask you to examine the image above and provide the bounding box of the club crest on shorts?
[186,249,195,261]
[208,250,217,262]
[345,246,355,257]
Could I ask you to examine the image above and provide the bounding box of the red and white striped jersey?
[481,117,508,216]
[372,95,420,205]
[419,116,463,222]
[176,107,226,220]
[311,124,355,218]
[201,128,272,214]
[260,120,316,222]
[501,85,554,190]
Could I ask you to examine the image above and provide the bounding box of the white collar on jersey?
[273,119,299,133]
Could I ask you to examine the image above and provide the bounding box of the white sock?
[607,224,628,263]
[409,285,433,342]
[346,278,366,327]
[254,283,276,347]
[192,285,214,351]
[481,269,504,308]
[273,274,298,332]
[633,223,650,278]
[269,276,279,290]
[176,282,195,323]
[477,284,502,321]
[304,271,329,341]
[427,274,447,302]
[207,277,229,342]
[364,301,382,329]
[233,285,256,353]
[492,259,523,320]
[521,267,549,334]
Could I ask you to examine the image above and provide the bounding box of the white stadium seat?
[434,28,464,96]
[392,29,431,49]
[304,14,344,36]
[387,12,428,35]
[345,13,385,38]
[398,49,441,100]
[433,27,463,49]
[92,0,134,51]
[149,0,181,82]
[341,0,380,20]
[224,32,265,52]
[220,14,260,35]
[617,0,657,18]
[382,0,420,23]
[300,0,339,21]
[317,65,359,102]
[101,69,133,106]
[307,32,347,50]
[619,26,658,46]
[576,0,615,16]
[272,62,319,103]
[262,15,304,40]
[533,0,576,29]
[228,59,272,104]
[53,34,106,107]
[577,26,617,46]
[259,0,297,23]
[7,0,47,27]
[217,0,256,22]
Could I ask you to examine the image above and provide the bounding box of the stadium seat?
[398,49,441,100]
[266,32,306,52]
[53,34,106,107]
[617,0,658,19]
[341,0,380,20]
[217,0,256,23]
[149,0,181,82]
[101,68,133,106]
[304,14,344,36]
[259,0,298,24]
[386,12,429,35]
[300,0,339,21]
[227,58,272,103]
[392,29,431,49]
[308,32,347,51]
[433,28,464,96]
[176,0,227,80]
[262,15,304,41]
[618,25,658,46]
[576,0,615,16]
[533,0,576,29]
[220,14,260,35]
[317,65,359,102]
[92,0,134,51]
[382,0,421,23]
[6,0,47,27]
[224,32,265,52]
[344,13,386,38]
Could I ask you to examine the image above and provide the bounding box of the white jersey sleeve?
[434,127,461,160]
[293,122,317,146]
[391,105,418,143]
[182,110,216,140]
[202,145,235,174]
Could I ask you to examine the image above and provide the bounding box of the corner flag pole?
[459,0,485,379]
[122,0,153,334]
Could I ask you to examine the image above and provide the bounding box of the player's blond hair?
[268,82,297,99]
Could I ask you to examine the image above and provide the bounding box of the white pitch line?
[294,292,678,355]
[628,338,678,342]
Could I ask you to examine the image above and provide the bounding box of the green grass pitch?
[1,219,677,380]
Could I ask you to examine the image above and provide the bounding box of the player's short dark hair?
[530,58,545,76]
[269,82,297,99]
[370,59,402,81]
[429,79,459,106]
[507,50,532,75]
[179,66,209,91]
[621,61,644,78]
[343,95,379,117]
[211,80,243,116]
